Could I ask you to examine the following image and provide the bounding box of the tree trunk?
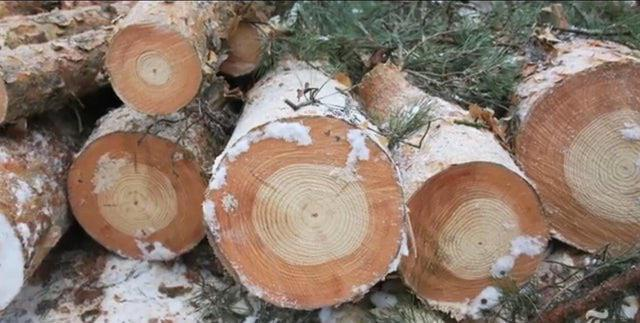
[358,63,549,320]
[0,3,132,50]
[0,116,77,310]
[67,101,227,261]
[203,60,406,309]
[105,1,238,115]
[0,1,60,19]
[0,28,110,124]
[512,39,640,255]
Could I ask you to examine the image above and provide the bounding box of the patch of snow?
[346,129,370,167]
[387,231,409,274]
[510,235,546,257]
[135,240,177,261]
[202,199,219,240]
[351,284,370,295]
[227,131,263,162]
[318,307,333,323]
[370,291,398,309]
[243,316,258,323]
[0,149,10,163]
[490,255,515,278]
[14,222,30,247]
[621,123,640,140]
[93,154,129,193]
[209,165,227,190]
[622,295,639,319]
[490,235,546,278]
[0,213,25,310]
[262,121,312,146]
[468,286,502,319]
[222,193,238,213]
[13,179,33,207]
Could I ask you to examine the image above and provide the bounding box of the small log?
[203,60,406,309]
[67,102,226,261]
[0,117,77,310]
[358,63,549,320]
[0,3,131,50]
[219,22,264,77]
[0,28,110,124]
[512,39,640,254]
[105,1,238,115]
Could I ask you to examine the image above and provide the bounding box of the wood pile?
[0,1,638,322]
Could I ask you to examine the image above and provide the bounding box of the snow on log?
[203,60,406,309]
[105,1,238,115]
[513,39,640,254]
[0,118,76,310]
[0,3,131,50]
[358,63,549,320]
[0,244,216,322]
[0,28,109,124]
[67,104,224,261]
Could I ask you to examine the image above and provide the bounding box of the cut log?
[68,103,225,261]
[219,22,264,77]
[513,39,640,255]
[105,1,237,115]
[0,117,77,310]
[0,3,131,50]
[203,60,406,309]
[0,1,60,19]
[0,28,110,124]
[358,63,549,320]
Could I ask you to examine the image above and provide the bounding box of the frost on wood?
[202,199,219,241]
[0,213,24,309]
[134,240,177,261]
[222,193,238,213]
[467,286,502,319]
[346,129,370,167]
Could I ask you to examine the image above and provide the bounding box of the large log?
[0,28,110,124]
[67,102,226,261]
[512,39,640,255]
[0,117,77,310]
[358,63,549,320]
[203,60,406,309]
[0,3,131,50]
[105,1,237,115]
[219,21,264,77]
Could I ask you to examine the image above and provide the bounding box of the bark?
[0,28,110,124]
[203,60,406,309]
[106,1,239,115]
[0,3,131,50]
[68,99,227,261]
[512,39,640,255]
[0,1,60,19]
[358,63,549,321]
[0,116,77,310]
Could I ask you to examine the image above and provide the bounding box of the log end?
[68,132,206,260]
[0,213,24,310]
[106,24,202,115]
[204,116,405,309]
[0,80,7,124]
[400,162,548,319]
[516,61,640,254]
[219,22,263,77]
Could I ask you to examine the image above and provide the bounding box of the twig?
[554,27,632,37]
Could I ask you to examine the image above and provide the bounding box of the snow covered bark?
[0,3,131,50]
[0,28,109,124]
[105,1,239,115]
[0,117,77,310]
[512,39,640,255]
[358,63,549,320]
[67,103,225,261]
[203,60,406,309]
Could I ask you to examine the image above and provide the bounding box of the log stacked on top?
[358,63,549,319]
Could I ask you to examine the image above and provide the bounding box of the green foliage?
[384,99,433,150]
[564,1,640,48]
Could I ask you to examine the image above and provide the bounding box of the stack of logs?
[0,1,638,322]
